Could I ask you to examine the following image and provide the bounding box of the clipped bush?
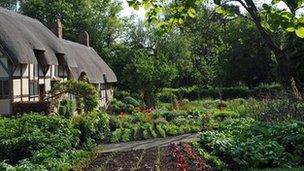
[157,83,282,102]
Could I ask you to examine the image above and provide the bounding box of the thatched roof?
[0,7,64,65]
[64,40,117,83]
[0,7,117,83]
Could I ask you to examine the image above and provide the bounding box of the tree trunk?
[239,0,303,100]
[274,50,303,100]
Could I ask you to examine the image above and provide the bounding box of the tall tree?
[128,0,304,99]
[17,0,123,54]
[0,0,19,10]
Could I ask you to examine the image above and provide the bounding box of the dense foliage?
[49,80,99,112]
[199,118,304,169]
[157,83,282,102]
[0,110,110,170]
[0,115,82,170]
[108,110,202,143]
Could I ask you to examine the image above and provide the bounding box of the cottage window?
[29,80,38,96]
[58,66,66,77]
[0,80,9,99]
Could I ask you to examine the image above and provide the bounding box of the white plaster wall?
[13,79,20,99]
[45,78,51,92]
[29,64,34,80]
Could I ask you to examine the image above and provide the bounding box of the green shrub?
[0,114,80,169]
[108,98,126,114]
[132,124,142,140]
[157,84,282,102]
[156,125,166,138]
[163,124,179,136]
[110,129,122,143]
[130,112,148,123]
[124,96,140,107]
[121,128,132,142]
[108,96,142,114]
[156,90,177,103]
[58,99,76,118]
[73,110,110,145]
[249,99,304,122]
[199,118,304,169]
[212,109,239,120]
[160,111,175,122]
[109,115,121,131]
[49,80,99,112]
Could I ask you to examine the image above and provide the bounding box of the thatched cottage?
[0,7,117,114]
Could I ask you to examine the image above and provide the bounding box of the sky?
[119,0,146,20]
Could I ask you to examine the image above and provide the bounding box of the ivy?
[49,80,99,112]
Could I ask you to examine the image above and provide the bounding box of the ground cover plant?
[108,109,203,143]
[1,94,304,170]
[0,110,110,170]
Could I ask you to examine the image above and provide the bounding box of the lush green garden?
[1,89,303,170]
[1,0,304,170]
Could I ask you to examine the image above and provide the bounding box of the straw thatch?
[0,7,117,83]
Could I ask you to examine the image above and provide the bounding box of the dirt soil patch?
[85,143,212,171]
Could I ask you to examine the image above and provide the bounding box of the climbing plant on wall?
[49,79,99,112]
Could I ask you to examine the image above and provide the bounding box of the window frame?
[29,80,39,97]
[0,79,10,99]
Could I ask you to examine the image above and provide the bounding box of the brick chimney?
[79,31,90,47]
[54,18,63,39]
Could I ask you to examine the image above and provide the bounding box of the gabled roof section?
[0,7,117,84]
[63,40,117,83]
[0,7,65,65]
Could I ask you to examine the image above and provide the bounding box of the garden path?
[101,133,199,153]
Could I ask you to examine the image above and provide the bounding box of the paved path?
[101,133,199,153]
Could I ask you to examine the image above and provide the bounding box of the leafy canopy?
[127,0,304,38]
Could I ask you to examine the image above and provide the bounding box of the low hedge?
[12,101,52,115]
[157,83,282,102]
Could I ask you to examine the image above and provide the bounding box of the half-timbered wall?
[12,63,68,103]
[99,84,114,107]
[0,50,11,114]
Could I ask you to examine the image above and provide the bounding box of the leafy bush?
[211,109,239,120]
[156,125,166,137]
[108,96,143,115]
[124,96,141,107]
[58,99,76,118]
[73,110,110,145]
[110,129,122,143]
[156,90,177,103]
[121,128,132,142]
[199,118,304,169]
[0,114,81,169]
